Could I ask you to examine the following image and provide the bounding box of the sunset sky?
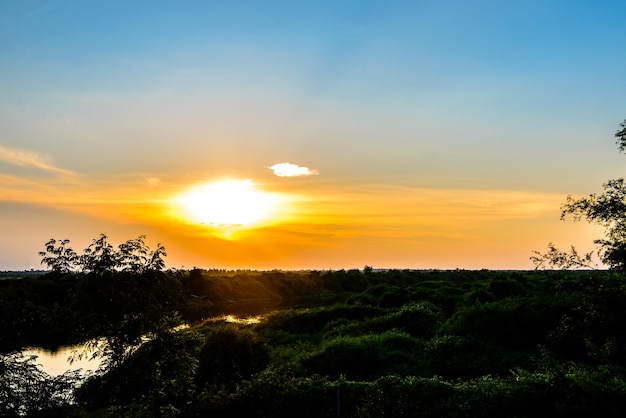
[1,0,625,271]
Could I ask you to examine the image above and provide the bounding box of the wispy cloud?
[142,175,162,186]
[0,144,77,175]
[269,162,319,177]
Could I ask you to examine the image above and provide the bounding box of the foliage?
[0,351,83,417]
[545,273,626,365]
[74,275,185,370]
[422,335,519,379]
[258,304,385,338]
[75,328,203,416]
[36,234,183,370]
[39,234,167,274]
[531,242,597,270]
[195,323,269,389]
[559,178,626,270]
[615,119,626,153]
[8,265,626,416]
[302,330,424,380]
[0,274,79,351]
[533,119,626,270]
[38,239,78,274]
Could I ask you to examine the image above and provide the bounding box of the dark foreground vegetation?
[4,265,626,417]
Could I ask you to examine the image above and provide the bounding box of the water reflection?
[22,297,334,376]
[209,314,263,324]
[22,344,102,377]
[198,296,340,322]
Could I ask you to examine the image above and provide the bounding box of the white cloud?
[0,144,76,175]
[269,162,319,177]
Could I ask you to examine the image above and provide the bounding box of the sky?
[1,0,625,271]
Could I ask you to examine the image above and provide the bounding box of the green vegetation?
[5,264,626,417]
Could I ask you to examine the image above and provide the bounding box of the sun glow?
[174,179,279,228]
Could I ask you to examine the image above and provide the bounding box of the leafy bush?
[442,296,564,349]
[258,304,385,343]
[196,324,269,388]
[302,330,424,380]
[423,335,530,379]
[75,329,202,413]
[486,278,527,299]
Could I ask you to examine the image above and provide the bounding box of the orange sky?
[0,165,606,270]
[1,1,625,270]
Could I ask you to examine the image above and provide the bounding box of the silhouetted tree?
[37,234,180,370]
[38,239,78,273]
[39,234,168,274]
[560,177,626,270]
[530,242,596,270]
[81,234,118,274]
[533,119,626,270]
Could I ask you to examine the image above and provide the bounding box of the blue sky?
[1,1,625,270]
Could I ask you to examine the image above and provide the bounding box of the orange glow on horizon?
[0,167,605,271]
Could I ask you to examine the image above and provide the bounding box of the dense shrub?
[442,296,565,349]
[486,278,527,299]
[434,337,535,380]
[75,329,202,413]
[196,324,269,388]
[320,303,441,342]
[258,304,385,343]
[346,283,407,307]
[302,330,424,380]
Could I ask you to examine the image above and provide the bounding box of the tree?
[530,243,596,270]
[81,234,119,275]
[38,239,78,273]
[560,178,626,270]
[146,242,167,272]
[37,235,181,371]
[533,119,626,270]
[39,234,168,274]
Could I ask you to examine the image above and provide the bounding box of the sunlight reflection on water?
[22,344,102,377]
[209,314,263,324]
[21,317,258,376]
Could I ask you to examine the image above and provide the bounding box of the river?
[22,343,102,377]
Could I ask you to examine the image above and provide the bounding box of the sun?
[174,179,278,228]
